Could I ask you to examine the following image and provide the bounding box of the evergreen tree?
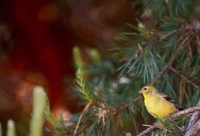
[44,0,200,135]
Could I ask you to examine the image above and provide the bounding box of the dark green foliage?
[69,63,144,135]
[133,0,194,24]
[152,116,189,136]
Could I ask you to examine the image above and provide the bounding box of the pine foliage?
[44,0,200,135]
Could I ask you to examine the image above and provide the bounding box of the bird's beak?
[139,90,143,94]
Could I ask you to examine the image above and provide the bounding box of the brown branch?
[150,64,169,85]
[184,119,200,136]
[137,105,200,136]
[192,20,200,53]
[135,21,198,58]
[172,103,200,135]
[112,96,142,115]
[135,31,175,58]
[136,124,157,136]
[186,101,200,131]
[115,32,193,115]
[151,32,192,85]
[168,66,200,91]
[135,22,200,136]
[186,111,200,131]
[174,32,192,56]
[159,29,178,41]
[115,26,198,135]
[171,106,200,118]
[181,21,200,31]
[149,32,195,88]
[118,96,141,111]
[135,29,179,58]
[74,103,91,135]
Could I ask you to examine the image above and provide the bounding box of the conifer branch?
[115,32,194,116]
[113,96,142,115]
[135,28,178,58]
[168,66,200,91]
[150,65,169,85]
[44,99,66,135]
[135,22,195,58]
[135,34,170,58]
[186,101,200,131]
[117,30,196,136]
[151,32,192,85]
[170,106,200,118]
[184,119,200,136]
[137,105,200,136]
[186,111,200,131]
[184,101,200,136]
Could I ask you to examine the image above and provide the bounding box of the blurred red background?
[0,1,135,134]
[1,0,76,106]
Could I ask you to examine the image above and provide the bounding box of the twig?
[74,103,91,135]
[179,78,184,105]
[150,65,169,85]
[159,29,178,41]
[151,32,192,85]
[195,28,200,53]
[186,111,200,131]
[184,102,200,136]
[113,96,142,115]
[150,32,194,86]
[173,32,192,57]
[135,29,177,58]
[168,66,200,91]
[186,101,200,131]
[184,119,200,136]
[135,21,197,58]
[135,31,174,58]
[137,124,157,136]
[171,106,200,118]
[193,20,200,53]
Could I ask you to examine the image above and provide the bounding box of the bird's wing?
[158,92,175,104]
[158,92,183,111]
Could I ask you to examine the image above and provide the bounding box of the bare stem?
[137,123,158,136]
[186,111,200,131]
[168,66,200,91]
[171,106,200,118]
[74,103,91,135]
[113,96,142,115]
[150,65,169,85]
[184,119,200,136]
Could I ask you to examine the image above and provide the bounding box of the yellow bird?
[139,85,181,118]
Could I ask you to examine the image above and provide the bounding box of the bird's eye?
[144,88,147,90]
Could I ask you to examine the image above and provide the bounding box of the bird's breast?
[144,94,177,118]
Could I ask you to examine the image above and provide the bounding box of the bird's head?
[139,85,157,97]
